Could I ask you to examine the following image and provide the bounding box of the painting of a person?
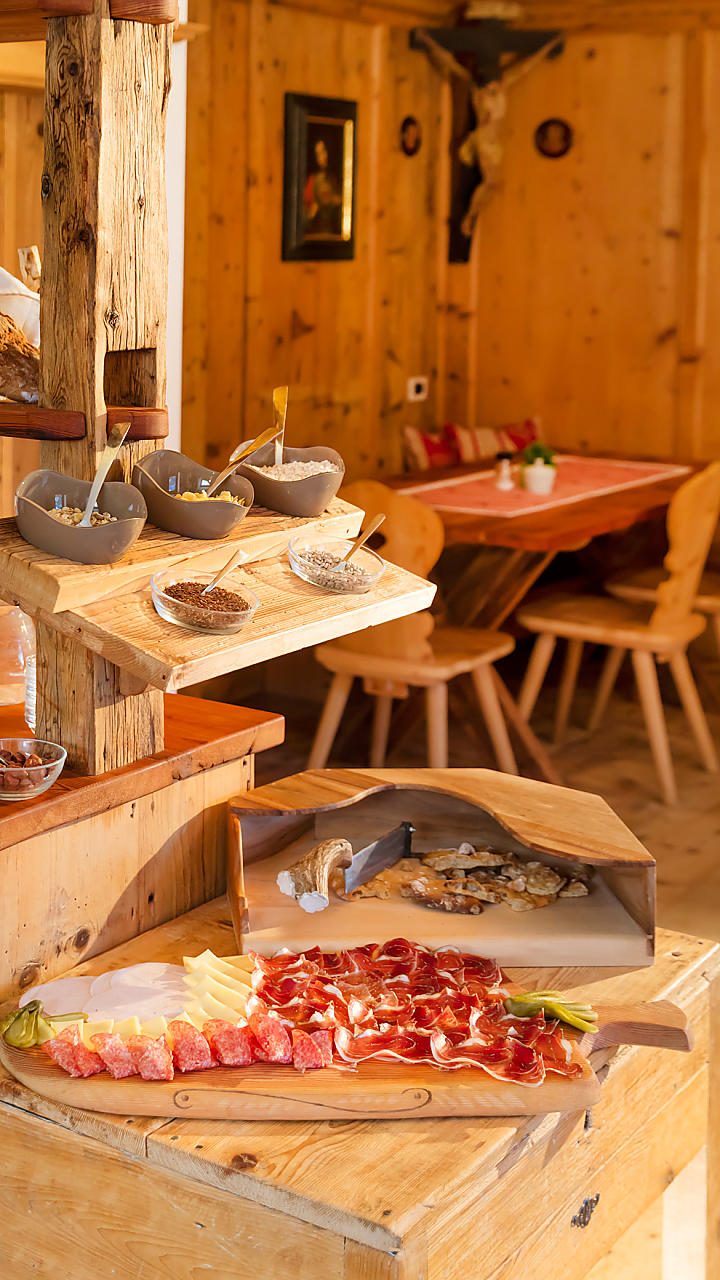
[304,137,343,237]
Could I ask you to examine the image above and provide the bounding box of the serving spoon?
[78,421,131,527]
[207,424,283,497]
[200,547,247,596]
[341,512,386,563]
[272,385,288,469]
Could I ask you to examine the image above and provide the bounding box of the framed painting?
[282,93,357,261]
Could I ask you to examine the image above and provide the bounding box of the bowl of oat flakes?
[15,470,147,564]
[133,449,254,539]
[237,442,344,518]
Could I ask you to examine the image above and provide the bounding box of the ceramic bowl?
[0,738,67,802]
[238,442,344,518]
[151,567,260,635]
[133,450,255,539]
[15,470,147,565]
[288,532,385,594]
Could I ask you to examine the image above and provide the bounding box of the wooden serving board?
[0,1000,691,1120]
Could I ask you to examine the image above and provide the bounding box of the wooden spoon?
[207,424,283,497]
[78,421,131,527]
[200,547,247,596]
[341,512,386,563]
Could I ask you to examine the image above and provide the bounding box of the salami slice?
[90,1031,137,1079]
[136,1035,174,1081]
[247,1010,292,1063]
[42,1025,98,1078]
[291,1029,324,1072]
[167,1020,217,1072]
[203,1019,256,1067]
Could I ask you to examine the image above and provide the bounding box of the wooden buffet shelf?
[68,557,435,691]
[0,497,363,613]
[0,895,716,1280]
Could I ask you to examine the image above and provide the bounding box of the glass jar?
[0,606,36,728]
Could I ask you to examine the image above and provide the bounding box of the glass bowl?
[151,568,260,635]
[288,533,385,594]
[0,738,67,802]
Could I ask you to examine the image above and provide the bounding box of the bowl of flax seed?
[151,569,259,634]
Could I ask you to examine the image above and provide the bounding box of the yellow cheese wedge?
[81,1019,114,1048]
[140,1016,168,1040]
[113,1016,141,1039]
[193,992,244,1024]
[183,973,249,1011]
[176,1004,208,1032]
[186,963,252,992]
[184,951,253,980]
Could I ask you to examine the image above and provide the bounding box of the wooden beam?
[507,2,720,31]
[35,0,172,774]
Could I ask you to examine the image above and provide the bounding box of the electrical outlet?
[407,376,429,403]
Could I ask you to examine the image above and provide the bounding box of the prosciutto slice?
[250,938,586,1084]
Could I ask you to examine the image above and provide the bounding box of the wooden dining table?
[393,456,692,630]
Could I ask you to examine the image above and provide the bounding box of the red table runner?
[404,455,690,518]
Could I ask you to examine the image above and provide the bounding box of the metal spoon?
[200,546,248,596]
[78,421,131,527]
[341,513,386,563]
[207,424,283,497]
[273,385,288,468]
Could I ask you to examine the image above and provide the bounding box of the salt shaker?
[494,451,515,492]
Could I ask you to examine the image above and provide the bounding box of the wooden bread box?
[229,767,655,967]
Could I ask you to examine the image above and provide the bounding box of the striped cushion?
[403,418,542,471]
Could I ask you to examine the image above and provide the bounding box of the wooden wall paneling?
[468,35,684,457]
[674,32,710,459]
[180,0,212,466]
[696,33,720,462]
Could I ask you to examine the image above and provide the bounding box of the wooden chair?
[515,462,720,805]
[308,480,519,772]
[605,568,720,659]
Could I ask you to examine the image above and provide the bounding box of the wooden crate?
[229,768,656,967]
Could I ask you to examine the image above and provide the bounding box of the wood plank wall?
[0,85,42,514]
[184,7,720,474]
[183,0,448,480]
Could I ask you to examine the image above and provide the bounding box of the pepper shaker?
[494,451,515,492]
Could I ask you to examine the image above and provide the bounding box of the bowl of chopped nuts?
[15,470,147,564]
[288,532,385,594]
[237,443,344,518]
[0,738,67,802]
[133,450,254,539]
[151,567,260,635]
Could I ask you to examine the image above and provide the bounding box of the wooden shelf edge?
[0,403,168,441]
[0,695,284,854]
[0,403,85,440]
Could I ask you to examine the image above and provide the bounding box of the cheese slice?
[184,951,253,979]
[140,1015,168,1040]
[113,1016,141,1039]
[185,965,251,993]
[176,1004,209,1032]
[193,992,244,1025]
[81,1019,114,1048]
[183,973,249,1011]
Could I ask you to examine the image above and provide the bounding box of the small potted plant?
[521,442,557,495]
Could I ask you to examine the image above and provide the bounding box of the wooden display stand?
[229,767,656,967]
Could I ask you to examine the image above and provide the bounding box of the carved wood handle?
[583,1000,693,1054]
[276,838,353,913]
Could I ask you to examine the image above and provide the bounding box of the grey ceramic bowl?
[133,449,255,539]
[238,443,345,518]
[15,470,147,565]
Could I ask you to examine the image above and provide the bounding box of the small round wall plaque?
[534,118,573,159]
[400,116,422,157]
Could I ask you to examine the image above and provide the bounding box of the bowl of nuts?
[151,568,260,635]
[237,442,344,518]
[15,470,147,565]
[133,450,254,539]
[0,738,67,802]
[288,532,385,594]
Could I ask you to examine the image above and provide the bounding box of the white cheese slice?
[177,1004,209,1032]
[141,1016,169,1040]
[183,951,252,979]
[185,965,251,992]
[81,1019,114,1048]
[193,992,244,1025]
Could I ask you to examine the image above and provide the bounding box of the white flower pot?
[523,460,557,495]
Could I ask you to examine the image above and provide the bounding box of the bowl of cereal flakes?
[133,449,254,539]
[15,470,147,564]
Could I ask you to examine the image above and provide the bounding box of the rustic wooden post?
[35,0,172,772]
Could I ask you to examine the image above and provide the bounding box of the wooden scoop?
[78,421,131,527]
